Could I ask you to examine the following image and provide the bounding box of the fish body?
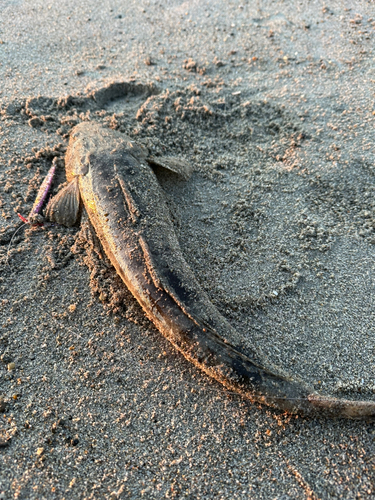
[47,122,375,419]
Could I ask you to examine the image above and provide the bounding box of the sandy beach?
[0,0,375,498]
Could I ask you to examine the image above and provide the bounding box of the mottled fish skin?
[51,122,375,419]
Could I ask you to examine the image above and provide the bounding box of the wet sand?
[0,1,375,498]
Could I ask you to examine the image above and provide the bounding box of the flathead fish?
[46,122,375,419]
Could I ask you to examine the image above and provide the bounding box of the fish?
[46,122,375,419]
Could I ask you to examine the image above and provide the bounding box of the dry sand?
[0,0,375,498]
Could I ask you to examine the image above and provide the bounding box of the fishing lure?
[20,160,56,225]
[6,161,56,265]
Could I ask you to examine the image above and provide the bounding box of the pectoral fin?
[45,177,82,227]
[147,156,193,180]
